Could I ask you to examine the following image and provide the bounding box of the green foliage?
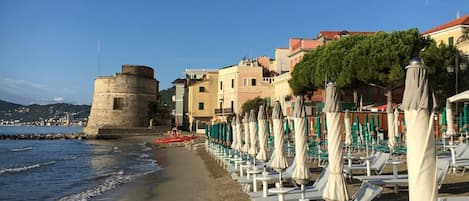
[240,97,266,117]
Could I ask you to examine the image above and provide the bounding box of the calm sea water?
[0,126,162,201]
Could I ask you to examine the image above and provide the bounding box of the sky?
[0,0,468,105]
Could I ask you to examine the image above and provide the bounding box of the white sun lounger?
[345,152,390,176]
[250,167,328,201]
[438,196,469,201]
[367,157,450,190]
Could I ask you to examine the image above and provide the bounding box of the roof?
[318,30,375,40]
[171,78,186,84]
[422,15,469,35]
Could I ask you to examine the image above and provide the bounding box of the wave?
[10,146,33,152]
[58,170,133,201]
[0,160,56,175]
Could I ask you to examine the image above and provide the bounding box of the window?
[220,81,223,90]
[251,78,256,86]
[231,101,234,110]
[231,79,234,88]
[449,36,454,47]
[199,86,205,92]
[198,102,204,110]
[243,78,247,86]
[113,97,124,110]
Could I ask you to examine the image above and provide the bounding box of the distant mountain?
[0,99,90,123]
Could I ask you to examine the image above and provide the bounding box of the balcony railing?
[215,108,234,115]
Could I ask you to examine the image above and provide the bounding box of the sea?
[0,126,162,201]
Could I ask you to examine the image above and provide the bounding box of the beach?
[109,135,469,201]
[110,135,249,201]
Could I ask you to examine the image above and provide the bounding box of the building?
[172,69,218,130]
[187,70,219,132]
[217,59,272,117]
[422,14,469,55]
[84,65,159,136]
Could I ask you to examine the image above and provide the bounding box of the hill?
[0,100,90,124]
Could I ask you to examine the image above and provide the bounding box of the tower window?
[113,97,124,110]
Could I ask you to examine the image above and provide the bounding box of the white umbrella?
[243,112,251,153]
[292,96,311,200]
[270,101,289,181]
[256,105,268,162]
[448,89,469,103]
[249,109,258,157]
[401,57,437,201]
[231,115,238,150]
[387,102,397,151]
[344,110,352,146]
[445,100,456,143]
[235,114,243,152]
[323,82,349,201]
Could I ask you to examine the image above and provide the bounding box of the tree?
[240,97,266,117]
[352,29,429,108]
[289,51,317,95]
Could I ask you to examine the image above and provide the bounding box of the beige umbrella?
[401,57,437,201]
[387,102,397,151]
[235,114,243,151]
[292,96,311,200]
[256,105,268,162]
[270,101,289,181]
[323,82,349,201]
[231,115,238,150]
[249,109,258,157]
[243,112,251,153]
[445,100,456,143]
[344,110,352,146]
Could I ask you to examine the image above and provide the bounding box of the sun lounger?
[250,167,328,201]
[344,152,390,177]
[351,182,383,201]
[438,196,469,201]
[367,157,450,191]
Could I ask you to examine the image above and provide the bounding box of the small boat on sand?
[154,135,197,144]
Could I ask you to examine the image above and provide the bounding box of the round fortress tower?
[84,65,158,136]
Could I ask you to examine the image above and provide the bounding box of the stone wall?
[84,65,158,136]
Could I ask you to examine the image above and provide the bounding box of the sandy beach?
[109,135,469,201]
[110,135,248,201]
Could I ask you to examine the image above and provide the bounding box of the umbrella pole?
[300,184,306,201]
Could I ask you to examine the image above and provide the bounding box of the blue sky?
[0,0,468,105]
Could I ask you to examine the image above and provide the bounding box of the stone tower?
[84,65,159,136]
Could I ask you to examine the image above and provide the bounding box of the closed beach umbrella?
[231,116,238,150]
[315,114,321,139]
[387,102,397,150]
[459,112,464,132]
[249,109,258,156]
[344,110,352,146]
[446,100,456,141]
[323,82,349,201]
[256,105,268,162]
[464,104,468,132]
[236,114,243,151]
[401,57,437,201]
[292,96,311,182]
[270,101,289,170]
[243,112,250,153]
[285,117,291,139]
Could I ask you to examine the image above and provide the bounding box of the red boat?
[154,135,197,144]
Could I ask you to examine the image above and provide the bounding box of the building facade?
[84,65,159,136]
[187,70,219,132]
[422,14,469,55]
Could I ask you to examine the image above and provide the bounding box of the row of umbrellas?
[206,57,441,201]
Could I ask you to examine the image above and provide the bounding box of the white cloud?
[53,97,65,102]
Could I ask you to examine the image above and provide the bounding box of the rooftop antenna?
[97,40,101,76]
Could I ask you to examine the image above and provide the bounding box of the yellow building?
[187,70,218,132]
[422,14,469,54]
[217,59,266,117]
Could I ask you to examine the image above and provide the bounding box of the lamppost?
[447,52,467,116]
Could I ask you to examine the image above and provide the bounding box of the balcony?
[214,108,234,115]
